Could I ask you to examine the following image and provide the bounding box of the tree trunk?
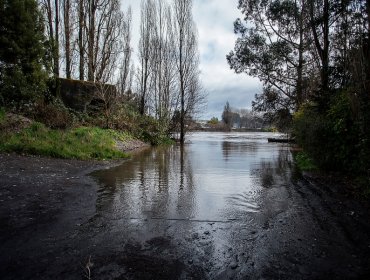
[54,0,59,77]
[87,0,96,81]
[179,31,185,144]
[296,10,304,109]
[309,0,330,108]
[78,0,85,80]
[366,0,370,96]
[64,0,71,79]
[321,0,330,92]
[180,76,185,144]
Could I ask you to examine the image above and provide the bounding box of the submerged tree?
[173,0,202,144]
[137,0,155,115]
[136,0,204,142]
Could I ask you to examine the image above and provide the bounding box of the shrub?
[293,103,330,167]
[207,117,219,125]
[138,115,168,145]
[32,99,74,129]
[293,91,367,173]
[293,151,318,171]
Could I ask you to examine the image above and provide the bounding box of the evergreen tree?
[0,0,48,109]
[227,0,311,124]
[222,101,232,128]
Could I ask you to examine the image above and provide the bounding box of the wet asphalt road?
[0,143,370,279]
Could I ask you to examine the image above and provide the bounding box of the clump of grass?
[294,151,318,171]
[0,123,131,160]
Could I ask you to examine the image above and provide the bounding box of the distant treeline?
[220,102,268,130]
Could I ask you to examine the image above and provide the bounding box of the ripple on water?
[227,192,261,213]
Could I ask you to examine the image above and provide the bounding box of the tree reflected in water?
[92,144,196,221]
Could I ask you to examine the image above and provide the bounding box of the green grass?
[294,151,318,171]
[0,123,132,160]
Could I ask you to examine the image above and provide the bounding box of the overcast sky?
[121,0,261,119]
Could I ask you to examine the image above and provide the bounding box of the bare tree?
[84,0,123,83]
[39,0,129,86]
[161,6,179,128]
[40,0,60,77]
[93,82,118,128]
[149,0,178,132]
[78,0,86,80]
[173,0,202,143]
[118,7,133,95]
[86,0,96,81]
[63,0,71,79]
[137,0,155,115]
[54,0,60,77]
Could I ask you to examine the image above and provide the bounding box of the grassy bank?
[0,123,131,160]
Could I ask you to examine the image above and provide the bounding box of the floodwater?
[1,132,369,279]
[93,132,290,224]
[91,132,301,278]
[90,132,370,279]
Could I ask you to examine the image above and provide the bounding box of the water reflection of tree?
[252,147,292,188]
[92,144,196,220]
[175,145,196,218]
[222,140,259,161]
[222,141,231,160]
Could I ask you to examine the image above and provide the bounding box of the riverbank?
[0,112,151,160]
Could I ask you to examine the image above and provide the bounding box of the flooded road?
[88,132,369,279]
[1,132,369,279]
